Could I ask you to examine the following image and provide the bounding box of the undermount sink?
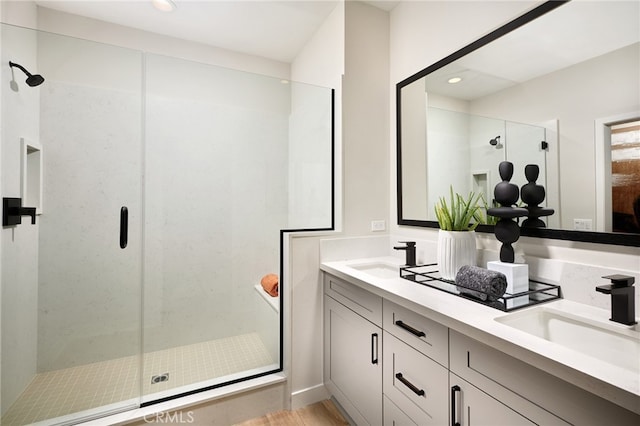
[347,261,400,279]
[495,305,640,374]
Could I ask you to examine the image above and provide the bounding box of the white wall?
[390,1,540,85]
[288,0,344,409]
[286,0,390,410]
[290,0,344,234]
[343,0,390,237]
[36,7,289,81]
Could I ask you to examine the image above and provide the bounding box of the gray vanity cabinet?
[323,275,383,425]
[322,273,639,426]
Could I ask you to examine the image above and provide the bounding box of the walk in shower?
[1,24,333,425]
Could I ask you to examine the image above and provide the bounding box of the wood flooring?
[235,399,349,426]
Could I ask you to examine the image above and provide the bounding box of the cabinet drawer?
[383,395,419,426]
[324,273,382,326]
[383,299,448,366]
[449,330,637,426]
[450,373,536,426]
[383,332,448,425]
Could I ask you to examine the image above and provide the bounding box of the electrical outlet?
[573,218,592,231]
[371,220,386,232]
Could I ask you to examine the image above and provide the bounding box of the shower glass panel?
[142,53,333,402]
[1,24,143,425]
[504,120,547,190]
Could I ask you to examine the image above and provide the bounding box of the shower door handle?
[120,206,128,249]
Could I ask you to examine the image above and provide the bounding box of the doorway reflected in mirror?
[611,120,640,234]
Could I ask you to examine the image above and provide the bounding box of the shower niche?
[472,171,490,206]
[21,138,43,214]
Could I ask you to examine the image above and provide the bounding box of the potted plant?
[434,187,483,280]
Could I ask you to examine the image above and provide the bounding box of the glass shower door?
[1,25,143,425]
[142,54,287,403]
[142,53,333,403]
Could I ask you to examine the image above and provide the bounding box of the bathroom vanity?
[321,258,640,426]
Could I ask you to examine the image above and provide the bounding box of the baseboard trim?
[291,384,330,410]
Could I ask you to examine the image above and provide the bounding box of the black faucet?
[394,241,416,266]
[595,274,637,326]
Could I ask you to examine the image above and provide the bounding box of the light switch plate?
[371,220,386,232]
[573,218,592,231]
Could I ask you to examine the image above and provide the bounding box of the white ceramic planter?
[437,230,477,281]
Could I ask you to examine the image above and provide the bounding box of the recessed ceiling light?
[152,0,176,12]
[448,77,462,84]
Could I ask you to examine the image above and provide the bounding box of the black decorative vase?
[520,164,554,228]
[487,162,528,263]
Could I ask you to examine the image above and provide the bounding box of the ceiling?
[34,0,397,63]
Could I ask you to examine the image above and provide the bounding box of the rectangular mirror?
[397,0,640,246]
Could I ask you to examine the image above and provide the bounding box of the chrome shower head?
[9,61,45,87]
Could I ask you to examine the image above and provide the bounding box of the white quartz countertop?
[320,256,640,415]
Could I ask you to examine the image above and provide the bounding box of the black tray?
[399,263,561,312]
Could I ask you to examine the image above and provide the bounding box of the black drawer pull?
[395,320,426,338]
[395,373,425,396]
[451,385,461,426]
[371,333,379,364]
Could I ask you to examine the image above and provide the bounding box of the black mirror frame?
[396,0,640,248]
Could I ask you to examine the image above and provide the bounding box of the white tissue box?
[487,261,529,294]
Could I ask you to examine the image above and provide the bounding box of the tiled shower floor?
[2,333,274,425]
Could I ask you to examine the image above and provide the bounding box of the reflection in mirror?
[402,106,556,228]
[611,121,640,233]
[397,0,640,245]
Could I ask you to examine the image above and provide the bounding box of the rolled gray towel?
[455,265,508,302]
